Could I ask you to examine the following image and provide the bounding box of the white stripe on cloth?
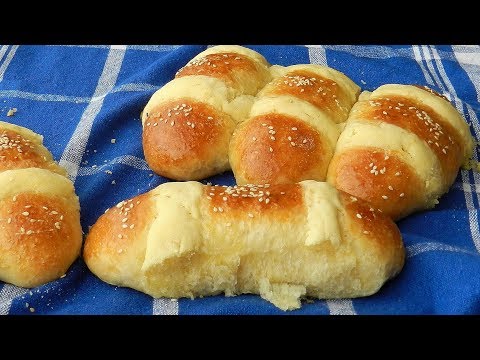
[76,155,151,176]
[152,298,179,315]
[406,241,480,258]
[412,45,435,85]
[49,45,181,52]
[0,45,9,64]
[0,83,158,104]
[0,45,19,81]
[59,46,126,181]
[306,45,327,66]
[0,285,29,315]
[0,89,90,103]
[326,299,356,315]
[414,45,480,254]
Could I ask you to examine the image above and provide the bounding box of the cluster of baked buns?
[84,46,473,310]
[2,46,473,311]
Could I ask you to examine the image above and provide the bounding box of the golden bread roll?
[0,121,82,288]
[142,46,272,180]
[83,180,404,311]
[327,84,474,220]
[229,64,360,185]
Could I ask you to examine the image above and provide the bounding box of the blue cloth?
[1,44,479,315]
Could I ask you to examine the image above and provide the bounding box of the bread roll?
[0,122,82,288]
[229,64,360,185]
[142,46,272,181]
[83,180,404,311]
[327,84,474,220]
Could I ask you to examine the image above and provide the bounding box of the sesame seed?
[222,197,227,201]
[382,195,388,200]
[395,172,401,176]
[7,218,11,224]
[399,193,405,197]
[252,137,257,141]
[384,155,389,160]
[280,192,285,195]
[291,127,297,131]
[170,121,174,126]
[290,142,296,146]
[287,136,292,141]
[350,196,357,202]
[213,207,218,212]
[442,148,447,154]
[26,230,33,235]
[218,207,223,212]
[363,231,369,234]
[259,197,263,202]
[270,136,275,141]
[122,224,128,228]
[130,224,135,229]
[122,218,128,223]
[118,234,123,239]
[22,212,29,216]
[248,213,254,218]
[265,198,270,204]
[54,222,61,229]
[356,213,362,219]
[302,139,307,144]
[269,147,273,152]
[388,185,394,191]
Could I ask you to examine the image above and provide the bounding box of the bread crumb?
[6,108,17,116]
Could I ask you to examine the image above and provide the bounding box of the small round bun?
[0,168,82,288]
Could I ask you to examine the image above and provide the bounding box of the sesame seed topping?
[399,193,405,197]
[269,147,273,152]
[382,195,388,200]
[122,224,128,228]
[395,172,401,176]
[302,139,307,144]
[291,127,297,131]
[252,137,257,141]
[54,222,61,229]
[356,213,362,219]
[350,196,357,202]
[130,224,135,229]
[22,212,29,216]
[248,213,254,218]
[363,231,369,234]
[388,185,394,191]
[213,207,218,212]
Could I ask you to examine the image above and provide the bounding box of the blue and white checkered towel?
[1,44,479,315]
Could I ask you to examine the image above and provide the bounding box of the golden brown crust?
[0,192,82,288]
[0,128,66,176]
[413,85,449,101]
[229,113,329,184]
[353,96,464,185]
[328,147,425,220]
[142,98,236,180]
[340,191,405,277]
[83,193,154,290]
[204,183,304,219]
[261,69,350,121]
[176,52,268,94]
